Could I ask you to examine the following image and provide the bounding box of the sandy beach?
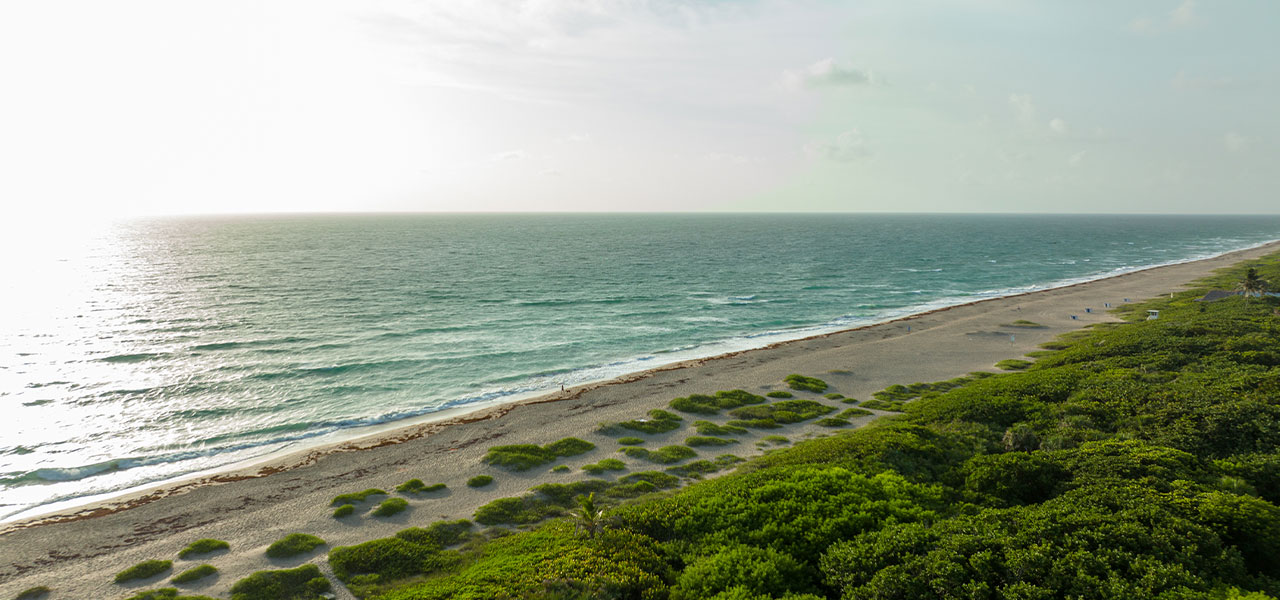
[2,241,1277,599]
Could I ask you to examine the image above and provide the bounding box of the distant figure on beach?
[560,384,565,391]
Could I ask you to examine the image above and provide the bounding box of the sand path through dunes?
[1,241,1276,599]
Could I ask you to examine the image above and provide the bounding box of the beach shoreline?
[2,239,1278,598]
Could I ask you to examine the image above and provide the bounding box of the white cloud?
[805,129,871,162]
[1224,132,1249,152]
[1049,118,1069,135]
[1009,93,1036,124]
[786,58,877,90]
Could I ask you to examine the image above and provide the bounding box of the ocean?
[2,213,1279,521]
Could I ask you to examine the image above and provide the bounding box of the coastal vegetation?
[333,504,355,518]
[691,420,746,436]
[394,479,445,494]
[354,257,1280,599]
[170,564,217,584]
[816,417,851,427]
[668,389,766,415]
[371,497,409,517]
[765,390,793,398]
[114,560,172,583]
[123,590,216,600]
[13,587,50,600]
[684,435,738,447]
[994,358,1033,370]
[228,564,329,600]
[551,464,570,473]
[330,489,386,507]
[465,475,493,488]
[1002,319,1045,328]
[263,533,325,559]
[581,458,626,474]
[481,437,595,471]
[599,409,684,435]
[784,373,828,393]
[617,436,645,445]
[177,538,229,559]
[618,445,698,464]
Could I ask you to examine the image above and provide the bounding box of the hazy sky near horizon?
[1,0,1277,219]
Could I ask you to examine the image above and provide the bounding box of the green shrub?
[839,407,873,419]
[676,544,812,599]
[396,479,446,494]
[618,436,645,445]
[177,538,229,559]
[766,390,794,398]
[122,589,216,600]
[728,400,835,424]
[582,458,627,474]
[14,587,50,600]
[685,436,737,447]
[859,399,905,411]
[618,471,682,489]
[762,435,789,445]
[666,455,746,479]
[333,504,355,518]
[551,465,570,473]
[330,488,386,506]
[817,417,851,427]
[726,418,783,429]
[329,536,459,586]
[669,390,767,415]
[372,497,409,517]
[229,564,330,600]
[784,374,828,393]
[115,560,172,583]
[996,358,1033,371]
[824,393,845,400]
[467,475,494,488]
[841,397,861,404]
[603,409,685,435]
[1004,319,1045,328]
[692,421,748,436]
[483,438,596,471]
[264,533,325,559]
[396,520,474,548]
[171,564,217,584]
[620,445,696,464]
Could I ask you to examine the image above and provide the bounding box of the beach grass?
[115,560,172,583]
[171,564,217,584]
[372,497,409,517]
[668,389,767,415]
[761,435,789,445]
[784,373,828,393]
[229,564,330,600]
[765,390,793,398]
[665,455,745,479]
[177,538,229,559]
[816,417,851,427]
[332,504,355,518]
[726,399,835,425]
[600,409,684,435]
[684,435,737,447]
[582,458,627,474]
[466,475,494,488]
[726,418,783,429]
[122,589,217,600]
[617,436,645,445]
[264,533,325,559]
[824,393,845,400]
[483,437,596,471]
[859,399,905,411]
[330,488,387,507]
[839,407,873,419]
[395,479,446,494]
[1003,319,1046,328]
[691,421,747,436]
[996,358,1033,371]
[14,587,50,600]
[551,465,570,473]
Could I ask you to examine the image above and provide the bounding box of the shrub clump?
[482,437,596,471]
[551,465,571,473]
[824,393,845,400]
[685,436,738,447]
[727,400,836,427]
[582,458,627,474]
[177,538,230,559]
[333,504,355,518]
[396,479,446,494]
[328,535,461,592]
[666,455,746,479]
[784,374,828,393]
[602,409,684,435]
[396,520,475,548]
[229,564,330,600]
[122,590,216,600]
[14,588,51,600]
[330,488,386,507]
[816,417,851,427]
[669,390,767,415]
[617,436,645,445]
[765,390,794,398]
[467,475,494,488]
[115,560,173,583]
[171,564,218,584]
[839,407,873,419]
[858,399,905,411]
[761,435,789,445]
[264,533,325,559]
[372,497,409,517]
[692,421,748,436]
[620,445,698,464]
[475,481,612,526]
[1003,319,1045,328]
[996,358,1034,371]
[726,418,783,430]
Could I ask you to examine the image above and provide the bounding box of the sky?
[0,0,1277,219]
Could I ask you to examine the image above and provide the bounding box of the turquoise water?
[2,213,1279,520]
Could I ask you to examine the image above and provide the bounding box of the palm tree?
[572,492,605,539]
[1238,267,1270,300]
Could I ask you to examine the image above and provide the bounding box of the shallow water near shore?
[3,213,1279,521]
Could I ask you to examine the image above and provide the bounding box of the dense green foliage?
[333,503,356,518]
[838,407,872,419]
[372,497,409,517]
[264,533,325,558]
[466,475,493,488]
[13,587,50,600]
[994,358,1033,370]
[684,435,737,447]
[816,417,850,427]
[482,437,596,471]
[665,455,745,479]
[177,538,229,559]
[602,409,685,435]
[372,255,1280,599]
[114,560,172,583]
[617,436,645,445]
[331,488,387,507]
[784,374,828,393]
[618,445,698,464]
[727,399,836,427]
[328,521,475,596]
[669,390,767,415]
[229,564,330,600]
[122,589,216,600]
[766,390,794,398]
[582,458,627,474]
[170,564,217,584]
[395,479,446,494]
[691,421,747,436]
